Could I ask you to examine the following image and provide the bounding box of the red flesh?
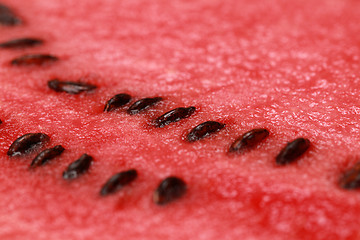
[0,0,360,239]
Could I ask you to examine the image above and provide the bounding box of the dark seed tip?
[339,162,360,190]
[0,4,22,26]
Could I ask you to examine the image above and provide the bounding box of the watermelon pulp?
[1,0,360,239]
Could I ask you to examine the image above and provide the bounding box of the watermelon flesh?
[1,0,360,239]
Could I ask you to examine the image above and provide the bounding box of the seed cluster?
[1,3,358,212]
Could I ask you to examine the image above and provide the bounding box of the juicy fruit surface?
[1,0,360,239]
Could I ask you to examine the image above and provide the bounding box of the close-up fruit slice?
[1,0,360,239]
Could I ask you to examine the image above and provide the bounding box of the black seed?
[0,4,21,26]
[11,54,58,66]
[104,93,132,112]
[229,128,269,153]
[0,38,43,49]
[63,154,93,180]
[276,138,310,165]
[7,133,50,157]
[48,79,97,94]
[154,107,196,128]
[186,121,225,142]
[100,169,138,196]
[153,177,187,205]
[30,145,65,168]
[339,162,360,190]
[127,97,162,115]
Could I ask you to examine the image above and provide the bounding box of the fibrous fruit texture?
[1,0,360,239]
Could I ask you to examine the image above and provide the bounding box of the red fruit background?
[1,0,360,239]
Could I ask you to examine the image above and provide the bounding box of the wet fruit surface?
[1,0,360,240]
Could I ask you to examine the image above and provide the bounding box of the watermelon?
[1,0,360,239]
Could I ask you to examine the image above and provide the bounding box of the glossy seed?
[0,4,21,26]
[11,54,58,66]
[100,169,138,196]
[154,107,196,128]
[153,177,187,205]
[0,38,43,49]
[186,121,225,142]
[7,133,50,157]
[30,145,65,168]
[104,93,132,112]
[127,97,162,115]
[276,138,310,165]
[63,154,93,180]
[339,162,360,189]
[48,79,97,94]
[229,128,269,153]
